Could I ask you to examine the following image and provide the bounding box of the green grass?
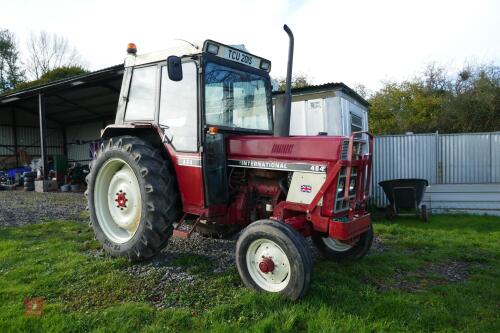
[0,215,499,332]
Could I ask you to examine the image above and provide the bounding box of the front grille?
[340,140,365,160]
[340,140,349,160]
[271,144,294,155]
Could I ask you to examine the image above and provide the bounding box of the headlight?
[206,43,219,55]
[260,60,271,71]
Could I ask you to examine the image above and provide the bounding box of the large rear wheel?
[86,136,181,261]
[236,219,312,300]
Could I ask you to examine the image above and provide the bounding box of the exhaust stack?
[274,24,294,137]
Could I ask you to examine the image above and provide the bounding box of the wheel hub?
[258,257,275,273]
[246,239,291,292]
[115,190,128,209]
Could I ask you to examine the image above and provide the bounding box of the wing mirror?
[167,56,183,81]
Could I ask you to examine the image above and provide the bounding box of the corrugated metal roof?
[0,64,124,102]
[273,82,370,107]
[0,64,124,126]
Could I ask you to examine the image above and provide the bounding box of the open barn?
[0,65,124,181]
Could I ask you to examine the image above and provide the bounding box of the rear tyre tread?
[87,135,181,261]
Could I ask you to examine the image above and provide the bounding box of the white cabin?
[273,83,369,137]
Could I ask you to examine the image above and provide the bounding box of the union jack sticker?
[300,184,312,193]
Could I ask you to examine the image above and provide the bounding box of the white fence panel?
[372,134,437,207]
[372,132,500,215]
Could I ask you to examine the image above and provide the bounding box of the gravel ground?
[0,190,88,226]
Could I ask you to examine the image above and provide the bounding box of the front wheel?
[312,225,374,262]
[236,219,312,300]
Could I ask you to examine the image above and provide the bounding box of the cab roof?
[124,42,203,68]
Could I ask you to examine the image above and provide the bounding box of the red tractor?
[86,25,373,300]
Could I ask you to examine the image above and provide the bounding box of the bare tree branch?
[26,31,86,79]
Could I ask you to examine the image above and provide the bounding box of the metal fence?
[371,132,500,207]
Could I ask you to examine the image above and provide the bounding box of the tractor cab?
[116,39,274,136]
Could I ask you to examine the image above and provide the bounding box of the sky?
[1,0,499,91]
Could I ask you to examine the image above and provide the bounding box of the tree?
[0,29,25,93]
[352,83,371,100]
[26,31,85,79]
[277,73,311,91]
[438,65,500,133]
[422,63,449,93]
[368,63,500,135]
[15,66,88,91]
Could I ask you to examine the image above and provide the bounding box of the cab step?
[172,214,201,239]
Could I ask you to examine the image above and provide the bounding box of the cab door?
[202,131,229,206]
[159,61,205,212]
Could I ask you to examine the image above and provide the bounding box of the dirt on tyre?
[86,136,181,261]
[312,225,374,262]
[236,219,312,300]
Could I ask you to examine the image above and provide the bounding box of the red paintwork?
[259,257,275,273]
[282,215,311,237]
[163,146,205,212]
[115,192,128,208]
[329,214,371,240]
[227,135,345,163]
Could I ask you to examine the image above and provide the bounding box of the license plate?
[220,46,260,69]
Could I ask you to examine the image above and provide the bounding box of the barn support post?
[62,128,68,157]
[11,107,19,167]
[38,93,48,180]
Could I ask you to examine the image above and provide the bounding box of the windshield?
[204,62,272,131]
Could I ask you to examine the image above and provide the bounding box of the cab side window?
[124,66,157,121]
[159,62,198,152]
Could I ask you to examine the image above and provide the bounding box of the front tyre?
[86,136,181,261]
[236,219,312,300]
[312,225,374,262]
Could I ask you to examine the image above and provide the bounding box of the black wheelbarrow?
[378,179,429,222]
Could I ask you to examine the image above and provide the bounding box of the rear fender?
[100,124,173,163]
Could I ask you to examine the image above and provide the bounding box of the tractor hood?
[226,135,345,166]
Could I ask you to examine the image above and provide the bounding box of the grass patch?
[0,215,499,332]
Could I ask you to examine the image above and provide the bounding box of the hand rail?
[344,131,374,203]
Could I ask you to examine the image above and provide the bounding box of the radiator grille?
[341,140,349,160]
[271,144,294,155]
